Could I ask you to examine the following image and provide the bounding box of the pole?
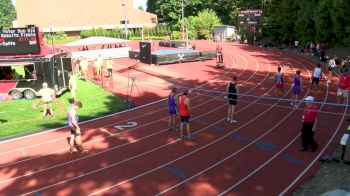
[186,26,189,49]
[182,0,185,41]
[122,1,128,39]
[141,26,144,41]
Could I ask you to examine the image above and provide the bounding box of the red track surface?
[0,41,348,196]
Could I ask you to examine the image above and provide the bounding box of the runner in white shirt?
[327,55,337,83]
[311,63,322,89]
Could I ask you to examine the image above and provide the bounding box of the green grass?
[0,79,127,140]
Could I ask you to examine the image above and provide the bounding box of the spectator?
[80,57,88,81]
[327,55,337,83]
[337,72,350,104]
[300,96,319,152]
[68,72,78,103]
[37,83,56,119]
[106,57,113,79]
[94,54,103,80]
[294,40,299,49]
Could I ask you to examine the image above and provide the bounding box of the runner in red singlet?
[179,90,193,140]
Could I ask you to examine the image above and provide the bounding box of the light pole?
[181,0,185,41]
[122,1,128,39]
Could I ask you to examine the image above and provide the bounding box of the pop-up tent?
[63,36,128,47]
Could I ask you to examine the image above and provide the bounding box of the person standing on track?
[311,63,322,89]
[67,101,88,154]
[300,96,319,152]
[291,70,302,107]
[167,87,177,131]
[226,76,238,123]
[179,90,194,140]
[275,66,284,100]
[216,43,223,63]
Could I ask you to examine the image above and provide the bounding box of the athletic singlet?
[67,107,78,127]
[276,71,283,84]
[168,94,176,107]
[179,96,189,117]
[228,82,237,99]
[294,75,301,87]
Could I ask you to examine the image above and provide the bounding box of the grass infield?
[0,79,127,140]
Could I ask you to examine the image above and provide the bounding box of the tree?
[147,0,205,29]
[0,0,16,28]
[138,6,144,11]
[190,9,221,39]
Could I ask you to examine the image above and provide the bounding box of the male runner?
[179,90,194,140]
[67,101,88,153]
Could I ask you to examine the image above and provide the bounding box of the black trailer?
[0,53,72,99]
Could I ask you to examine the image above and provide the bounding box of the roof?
[63,37,129,47]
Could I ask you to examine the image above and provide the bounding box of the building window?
[0,64,36,81]
[120,20,129,24]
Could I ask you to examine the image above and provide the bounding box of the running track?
[0,42,348,196]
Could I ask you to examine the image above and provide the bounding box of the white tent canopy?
[63,36,129,47]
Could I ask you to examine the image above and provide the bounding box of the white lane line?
[219,52,328,195]
[90,48,295,196]
[156,49,292,195]
[0,51,239,167]
[0,42,239,157]
[0,43,236,148]
[99,128,113,136]
[19,48,261,195]
[1,48,242,183]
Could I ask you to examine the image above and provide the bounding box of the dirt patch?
[293,145,350,195]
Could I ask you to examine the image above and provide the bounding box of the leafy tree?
[138,6,144,11]
[189,9,221,39]
[314,0,334,45]
[147,0,205,29]
[0,0,16,28]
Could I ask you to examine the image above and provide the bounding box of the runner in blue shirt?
[167,88,178,131]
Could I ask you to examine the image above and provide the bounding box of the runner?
[167,88,177,131]
[291,70,302,107]
[226,76,238,123]
[67,101,88,154]
[311,63,322,89]
[179,90,194,140]
[300,96,319,152]
[275,66,284,100]
[216,43,223,63]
